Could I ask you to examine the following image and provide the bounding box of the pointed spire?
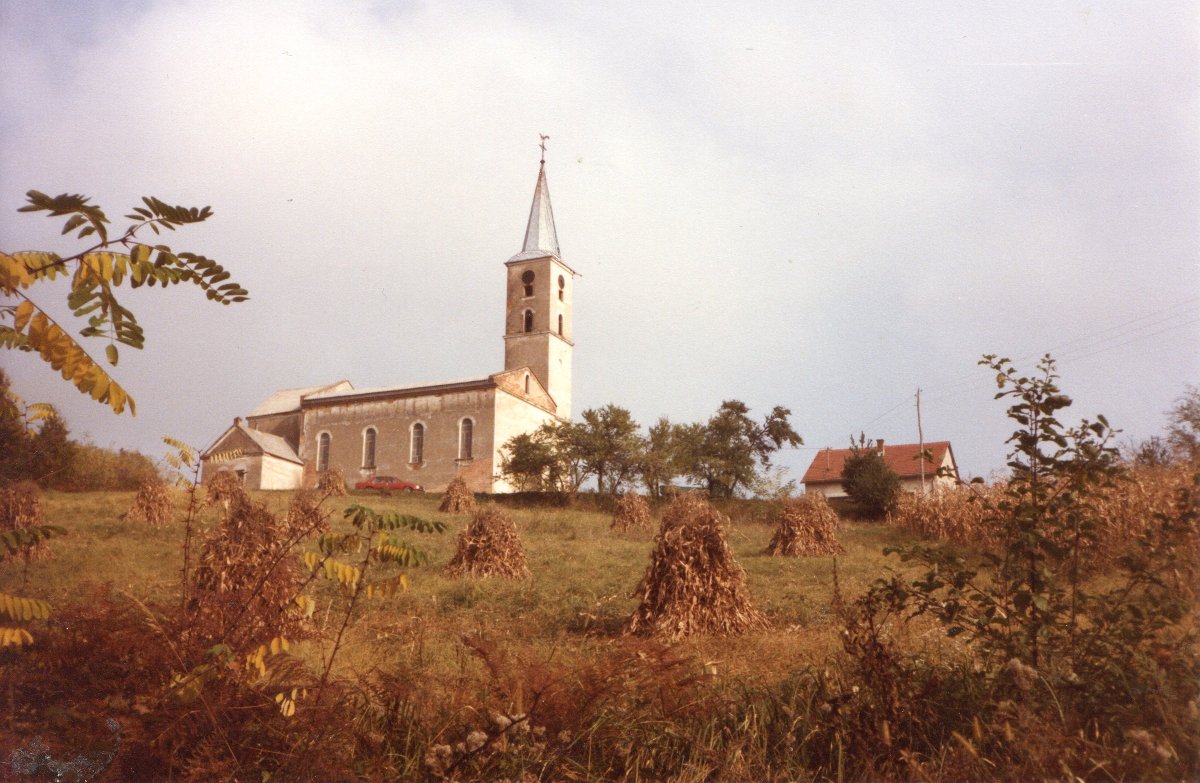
[510,137,561,262]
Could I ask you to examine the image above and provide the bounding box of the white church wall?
[490,388,561,493]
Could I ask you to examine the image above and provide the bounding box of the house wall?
[260,454,304,490]
[298,387,498,493]
[490,388,562,493]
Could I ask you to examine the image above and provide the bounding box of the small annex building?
[200,153,576,494]
[802,440,960,498]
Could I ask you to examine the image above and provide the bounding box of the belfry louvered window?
[523,309,534,332]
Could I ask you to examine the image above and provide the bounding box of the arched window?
[524,374,530,394]
[558,274,565,301]
[459,418,474,460]
[558,313,563,335]
[410,422,425,464]
[521,269,534,297]
[362,427,377,469]
[317,432,331,473]
[523,309,534,333]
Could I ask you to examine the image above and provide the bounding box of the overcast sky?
[2,0,1197,486]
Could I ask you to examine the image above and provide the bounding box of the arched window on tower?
[317,432,331,473]
[362,427,377,469]
[558,274,565,301]
[558,314,563,336]
[523,309,534,333]
[521,270,535,297]
[459,418,474,460]
[410,422,425,464]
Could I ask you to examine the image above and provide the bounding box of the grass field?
[10,489,922,684]
[4,484,1196,782]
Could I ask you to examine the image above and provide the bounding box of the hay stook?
[439,475,477,514]
[444,505,530,579]
[764,494,844,557]
[626,493,767,639]
[611,491,652,532]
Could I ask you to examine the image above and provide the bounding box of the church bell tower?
[503,143,575,419]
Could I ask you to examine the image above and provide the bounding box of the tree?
[640,417,682,498]
[1,190,248,415]
[1166,384,1200,463]
[29,409,74,487]
[677,400,802,498]
[840,433,901,517]
[497,420,590,496]
[576,404,644,494]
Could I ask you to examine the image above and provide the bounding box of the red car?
[354,475,424,493]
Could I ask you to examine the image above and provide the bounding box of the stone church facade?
[200,157,576,493]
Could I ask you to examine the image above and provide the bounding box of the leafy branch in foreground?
[0,191,248,414]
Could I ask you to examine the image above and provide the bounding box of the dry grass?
[610,491,651,532]
[0,480,52,560]
[764,494,844,556]
[888,485,1003,546]
[439,475,476,514]
[626,493,767,639]
[889,463,1199,563]
[124,478,174,528]
[444,504,530,579]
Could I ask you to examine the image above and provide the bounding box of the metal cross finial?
[539,134,550,163]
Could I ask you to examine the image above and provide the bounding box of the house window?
[317,432,330,473]
[558,314,563,335]
[558,274,565,301]
[459,418,474,460]
[362,427,377,469]
[521,269,534,297]
[410,422,424,464]
[523,309,534,333]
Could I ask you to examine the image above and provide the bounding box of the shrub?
[841,436,901,517]
[445,505,530,579]
[764,494,843,556]
[626,493,767,639]
[0,480,52,561]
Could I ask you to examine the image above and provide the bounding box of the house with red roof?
[802,440,959,498]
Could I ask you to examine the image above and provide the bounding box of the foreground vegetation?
[3,463,1197,781]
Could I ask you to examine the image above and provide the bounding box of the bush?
[841,437,901,517]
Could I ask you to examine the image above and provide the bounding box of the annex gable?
[491,367,557,415]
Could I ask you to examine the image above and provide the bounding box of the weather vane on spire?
[539,133,550,164]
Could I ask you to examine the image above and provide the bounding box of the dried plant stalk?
[439,476,476,514]
[0,480,51,560]
[317,469,348,497]
[445,505,530,579]
[611,492,652,532]
[764,494,844,556]
[626,493,767,639]
[125,478,174,527]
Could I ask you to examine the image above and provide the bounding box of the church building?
[199,153,576,493]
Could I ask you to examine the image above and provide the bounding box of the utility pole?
[916,387,926,495]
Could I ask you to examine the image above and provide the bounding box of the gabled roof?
[803,441,957,485]
[508,161,562,264]
[249,381,353,417]
[302,375,494,405]
[201,422,303,465]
